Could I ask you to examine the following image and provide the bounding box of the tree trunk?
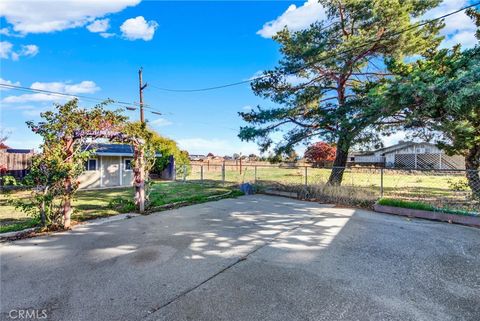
[327,136,350,185]
[40,186,48,227]
[133,145,146,213]
[63,192,72,228]
[465,146,480,199]
[63,138,74,229]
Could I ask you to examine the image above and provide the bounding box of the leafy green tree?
[378,43,480,198]
[118,121,161,213]
[18,150,71,227]
[239,0,442,184]
[150,132,190,176]
[23,99,126,228]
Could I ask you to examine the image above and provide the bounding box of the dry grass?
[275,183,378,209]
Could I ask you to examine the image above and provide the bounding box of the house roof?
[6,148,33,154]
[86,143,161,157]
[0,143,10,149]
[376,141,437,155]
[88,144,134,156]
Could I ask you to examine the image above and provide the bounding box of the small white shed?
[78,144,134,189]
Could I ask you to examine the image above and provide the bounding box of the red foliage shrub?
[304,142,336,166]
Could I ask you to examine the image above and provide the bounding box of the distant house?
[0,147,35,179]
[78,144,162,189]
[349,141,465,169]
[189,154,206,161]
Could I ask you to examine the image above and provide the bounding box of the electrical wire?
[0,83,166,115]
[148,2,479,93]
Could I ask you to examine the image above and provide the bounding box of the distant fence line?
[177,163,478,212]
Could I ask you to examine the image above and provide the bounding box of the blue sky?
[0,0,478,155]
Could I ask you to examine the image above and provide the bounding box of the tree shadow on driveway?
[1,195,479,321]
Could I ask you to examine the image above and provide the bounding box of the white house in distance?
[78,144,136,189]
[349,141,465,169]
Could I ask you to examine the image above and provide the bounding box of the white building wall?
[79,155,135,189]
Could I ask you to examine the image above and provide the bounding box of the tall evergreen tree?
[239,0,443,184]
[376,9,480,198]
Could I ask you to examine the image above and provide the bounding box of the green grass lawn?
[0,181,235,233]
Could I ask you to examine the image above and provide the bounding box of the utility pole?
[138,67,148,124]
[136,68,148,213]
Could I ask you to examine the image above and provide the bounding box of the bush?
[108,197,136,213]
[1,175,18,186]
[447,178,470,191]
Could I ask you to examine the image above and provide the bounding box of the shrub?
[108,197,136,213]
[1,175,18,186]
[447,178,470,191]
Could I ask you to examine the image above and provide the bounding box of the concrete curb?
[374,204,480,227]
[0,213,139,241]
[149,191,234,212]
[0,227,38,239]
[262,189,298,199]
[1,191,236,240]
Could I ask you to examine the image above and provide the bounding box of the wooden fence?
[0,149,34,179]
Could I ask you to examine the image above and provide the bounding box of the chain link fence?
[177,163,479,213]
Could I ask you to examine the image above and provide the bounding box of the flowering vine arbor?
[27,99,155,229]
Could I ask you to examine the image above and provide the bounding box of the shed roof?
[86,143,161,157]
[6,148,33,154]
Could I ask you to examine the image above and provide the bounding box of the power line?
[0,83,165,116]
[0,83,134,105]
[148,2,479,93]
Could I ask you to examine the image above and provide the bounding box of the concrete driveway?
[1,195,479,321]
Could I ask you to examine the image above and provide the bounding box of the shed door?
[101,156,120,187]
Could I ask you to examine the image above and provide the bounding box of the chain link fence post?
[222,163,225,186]
[183,164,187,182]
[380,167,384,198]
[304,166,308,186]
[200,165,204,184]
[254,165,257,184]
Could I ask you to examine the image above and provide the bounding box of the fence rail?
[177,163,479,212]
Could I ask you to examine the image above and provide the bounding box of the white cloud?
[0,0,141,34]
[3,93,66,104]
[0,28,11,36]
[0,42,39,60]
[0,78,20,90]
[2,80,100,103]
[86,18,110,33]
[257,0,327,38]
[100,32,116,39]
[0,41,13,59]
[20,44,39,57]
[21,106,51,117]
[382,131,407,147]
[120,16,158,41]
[242,105,253,111]
[177,138,260,156]
[421,0,478,49]
[150,118,172,127]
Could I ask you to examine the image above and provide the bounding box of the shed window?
[125,159,132,171]
[84,159,97,171]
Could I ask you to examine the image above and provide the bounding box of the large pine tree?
[239,0,443,184]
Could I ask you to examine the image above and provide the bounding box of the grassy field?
[187,165,475,210]
[0,181,235,233]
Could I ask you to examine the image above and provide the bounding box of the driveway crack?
[144,217,313,318]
